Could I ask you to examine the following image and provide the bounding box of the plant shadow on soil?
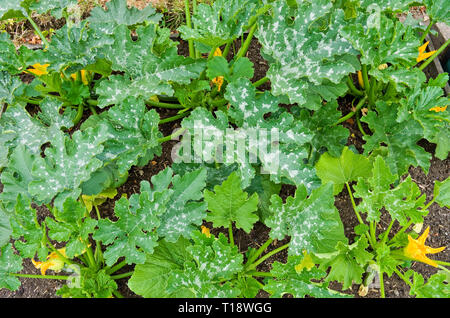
[0,37,448,299]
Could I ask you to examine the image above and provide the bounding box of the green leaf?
[257,0,358,107]
[362,101,431,176]
[264,254,351,298]
[46,198,97,258]
[81,97,162,174]
[96,24,205,107]
[315,236,373,290]
[297,100,350,157]
[204,171,259,233]
[128,237,193,298]
[39,22,113,74]
[0,105,49,156]
[56,268,117,298]
[9,195,49,260]
[315,146,372,194]
[0,145,38,212]
[93,189,166,266]
[360,0,418,12]
[408,270,450,298]
[207,56,254,84]
[353,156,427,226]
[424,0,450,24]
[396,86,450,160]
[178,0,260,48]
[156,168,208,242]
[433,178,450,208]
[0,243,23,291]
[28,125,108,210]
[36,97,76,130]
[0,204,10,249]
[88,0,162,34]
[266,183,347,255]
[0,0,34,20]
[166,232,243,298]
[225,78,279,127]
[341,14,420,69]
[0,71,22,105]
[30,0,77,19]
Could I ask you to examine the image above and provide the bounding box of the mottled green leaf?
[266,183,347,255]
[0,243,23,291]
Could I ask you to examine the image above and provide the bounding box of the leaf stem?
[235,23,257,60]
[11,273,69,280]
[147,100,185,109]
[26,14,50,49]
[245,238,273,268]
[157,127,186,143]
[379,269,385,298]
[159,112,189,124]
[347,76,364,97]
[185,0,195,58]
[393,267,413,288]
[72,103,84,126]
[229,221,234,246]
[106,260,128,275]
[246,243,290,271]
[420,20,434,43]
[356,112,367,136]
[111,271,133,280]
[252,76,269,88]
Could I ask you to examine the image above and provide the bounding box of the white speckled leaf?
[157,168,208,242]
[266,183,347,255]
[167,232,243,298]
[88,0,161,34]
[85,97,163,173]
[178,0,260,48]
[28,125,108,210]
[31,0,77,18]
[257,0,358,107]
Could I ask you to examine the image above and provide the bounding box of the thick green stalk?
[420,20,434,43]
[246,243,290,271]
[419,38,450,71]
[72,103,84,126]
[235,23,258,60]
[111,272,133,280]
[379,270,385,298]
[347,76,364,97]
[26,14,50,49]
[361,64,371,94]
[245,238,273,268]
[106,260,128,276]
[157,128,186,143]
[11,273,69,280]
[246,271,274,278]
[253,76,269,88]
[159,112,189,124]
[222,41,232,59]
[229,222,234,246]
[184,0,195,58]
[147,100,185,109]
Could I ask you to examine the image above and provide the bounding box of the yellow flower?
[417,41,436,63]
[26,63,50,76]
[429,105,447,112]
[213,47,222,57]
[403,226,445,267]
[211,47,225,91]
[201,225,212,238]
[32,248,67,275]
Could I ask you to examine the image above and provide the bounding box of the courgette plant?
[0,0,449,298]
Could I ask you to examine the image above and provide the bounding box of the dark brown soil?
[1,36,448,299]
